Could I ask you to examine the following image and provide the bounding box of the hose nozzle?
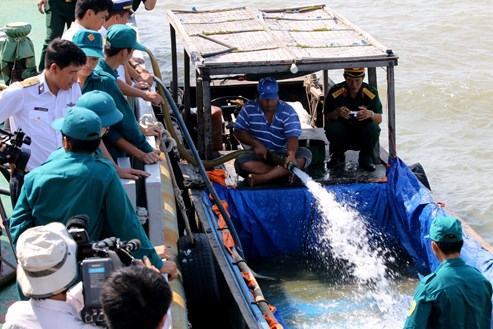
[286,161,298,173]
[266,151,298,174]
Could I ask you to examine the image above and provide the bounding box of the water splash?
[292,167,397,313]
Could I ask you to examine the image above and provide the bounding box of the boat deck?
[179,149,387,190]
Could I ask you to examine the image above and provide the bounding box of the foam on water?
[292,167,398,316]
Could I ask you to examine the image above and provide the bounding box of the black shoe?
[359,161,376,172]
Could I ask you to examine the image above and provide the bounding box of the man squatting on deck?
[234,77,312,186]
[324,67,383,172]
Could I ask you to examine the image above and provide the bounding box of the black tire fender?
[178,233,222,326]
[409,162,431,190]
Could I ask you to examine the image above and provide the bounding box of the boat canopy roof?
[167,4,398,76]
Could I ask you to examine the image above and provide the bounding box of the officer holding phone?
[323,68,383,171]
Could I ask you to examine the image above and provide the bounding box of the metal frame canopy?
[167,4,399,159]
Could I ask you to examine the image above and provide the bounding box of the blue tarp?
[210,158,493,280]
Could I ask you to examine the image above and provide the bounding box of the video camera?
[0,128,31,171]
[66,215,141,326]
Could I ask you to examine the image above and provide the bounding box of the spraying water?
[291,167,400,318]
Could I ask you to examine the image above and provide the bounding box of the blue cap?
[106,24,145,51]
[426,216,463,243]
[257,77,279,100]
[76,91,123,127]
[72,29,103,58]
[52,107,102,141]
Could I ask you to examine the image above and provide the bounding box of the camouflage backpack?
[0,22,37,85]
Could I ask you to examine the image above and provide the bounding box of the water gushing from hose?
[291,167,398,315]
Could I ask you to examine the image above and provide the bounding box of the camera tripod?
[0,165,26,284]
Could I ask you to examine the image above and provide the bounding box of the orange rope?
[212,202,235,253]
[210,199,284,329]
[207,169,227,186]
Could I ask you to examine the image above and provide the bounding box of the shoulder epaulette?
[362,87,376,100]
[20,77,40,88]
[331,87,346,99]
[422,272,436,284]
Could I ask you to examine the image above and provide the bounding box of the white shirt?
[98,26,107,40]
[116,65,126,82]
[62,21,83,41]
[4,299,101,329]
[0,73,81,170]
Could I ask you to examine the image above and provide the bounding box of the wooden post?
[322,70,329,128]
[368,67,377,89]
[202,75,213,160]
[386,64,397,159]
[183,51,191,123]
[323,70,329,97]
[196,76,204,157]
[170,25,178,102]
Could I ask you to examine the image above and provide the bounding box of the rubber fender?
[408,162,431,190]
[178,233,222,327]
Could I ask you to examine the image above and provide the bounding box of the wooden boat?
[156,4,493,329]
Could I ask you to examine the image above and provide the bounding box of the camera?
[66,215,141,326]
[0,128,31,171]
[349,111,359,118]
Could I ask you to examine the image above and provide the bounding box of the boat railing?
[117,157,137,210]
[119,36,187,326]
[117,20,170,247]
[135,96,167,246]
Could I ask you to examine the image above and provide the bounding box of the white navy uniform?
[61,21,83,42]
[0,73,81,170]
[4,299,100,329]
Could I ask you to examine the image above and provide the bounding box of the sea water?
[271,167,413,328]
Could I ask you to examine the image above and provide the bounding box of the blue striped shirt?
[234,100,301,151]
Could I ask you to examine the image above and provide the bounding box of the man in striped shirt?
[233,77,312,186]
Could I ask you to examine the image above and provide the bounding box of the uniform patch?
[331,87,346,99]
[407,300,417,316]
[362,87,376,100]
[88,33,95,42]
[20,77,40,88]
[423,272,436,284]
